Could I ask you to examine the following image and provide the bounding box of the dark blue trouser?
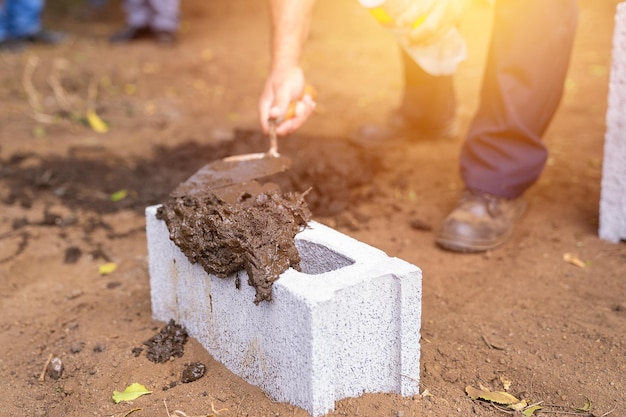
[0,0,44,41]
[400,0,579,198]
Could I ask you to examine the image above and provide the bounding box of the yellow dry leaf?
[563,253,585,268]
[99,262,118,275]
[111,189,129,202]
[124,83,137,95]
[509,400,528,411]
[112,383,152,404]
[576,397,592,412]
[500,375,512,391]
[421,388,433,398]
[466,385,520,405]
[522,405,542,417]
[86,110,108,133]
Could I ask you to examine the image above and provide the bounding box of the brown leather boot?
[435,190,527,253]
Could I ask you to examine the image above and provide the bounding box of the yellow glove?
[395,0,471,46]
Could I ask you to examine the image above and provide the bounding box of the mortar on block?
[146,192,422,417]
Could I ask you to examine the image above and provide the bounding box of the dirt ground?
[1,0,625,416]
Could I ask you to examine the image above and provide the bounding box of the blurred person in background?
[0,0,66,52]
[109,0,179,44]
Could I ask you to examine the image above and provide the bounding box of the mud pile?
[156,182,311,304]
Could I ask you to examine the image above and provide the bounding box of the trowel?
[172,88,315,200]
[172,87,317,200]
[171,120,291,200]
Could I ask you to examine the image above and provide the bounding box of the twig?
[481,334,493,349]
[164,400,172,417]
[22,56,56,124]
[38,353,53,381]
[236,394,247,414]
[600,409,616,417]
[47,62,73,113]
[87,75,99,113]
[489,402,515,414]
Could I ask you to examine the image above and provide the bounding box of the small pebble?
[47,357,64,380]
[181,362,206,383]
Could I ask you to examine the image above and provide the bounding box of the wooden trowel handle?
[271,85,317,125]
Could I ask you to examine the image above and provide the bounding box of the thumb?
[269,88,297,120]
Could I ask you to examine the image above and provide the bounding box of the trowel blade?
[172,154,291,198]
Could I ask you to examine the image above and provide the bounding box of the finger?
[274,97,316,135]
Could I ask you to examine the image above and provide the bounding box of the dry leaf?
[86,110,108,133]
[509,400,528,411]
[576,397,592,412]
[112,383,152,403]
[563,253,585,268]
[465,385,520,405]
[99,262,118,275]
[500,375,512,391]
[522,405,543,417]
[111,189,129,202]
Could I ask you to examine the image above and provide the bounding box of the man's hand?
[260,0,317,136]
[259,67,317,136]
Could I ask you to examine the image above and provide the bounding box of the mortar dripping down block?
[146,205,422,417]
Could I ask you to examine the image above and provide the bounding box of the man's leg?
[148,0,178,32]
[110,0,153,42]
[461,0,578,198]
[436,0,578,252]
[147,0,179,43]
[351,48,458,146]
[399,49,457,133]
[123,0,151,29]
[8,0,43,38]
[7,0,65,45]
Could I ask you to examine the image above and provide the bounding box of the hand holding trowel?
[172,86,316,199]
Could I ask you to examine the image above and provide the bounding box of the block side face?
[146,206,180,322]
[600,4,626,243]
[204,277,317,412]
[310,270,422,413]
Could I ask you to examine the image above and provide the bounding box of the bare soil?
[1,1,625,416]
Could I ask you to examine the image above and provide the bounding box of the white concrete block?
[599,2,626,243]
[145,205,422,417]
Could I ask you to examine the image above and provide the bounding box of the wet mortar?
[143,319,189,363]
[156,178,311,304]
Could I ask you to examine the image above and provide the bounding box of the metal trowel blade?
[172,154,291,198]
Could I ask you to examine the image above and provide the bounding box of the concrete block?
[145,205,422,417]
[599,2,626,243]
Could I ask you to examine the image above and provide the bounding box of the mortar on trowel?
[157,92,316,304]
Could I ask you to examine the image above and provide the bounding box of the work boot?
[435,190,527,253]
[23,29,67,45]
[350,110,459,149]
[109,26,152,43]
[154,30,177,44]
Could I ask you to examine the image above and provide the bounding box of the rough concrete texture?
[599,2,626,243]
[145,205,422,417]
